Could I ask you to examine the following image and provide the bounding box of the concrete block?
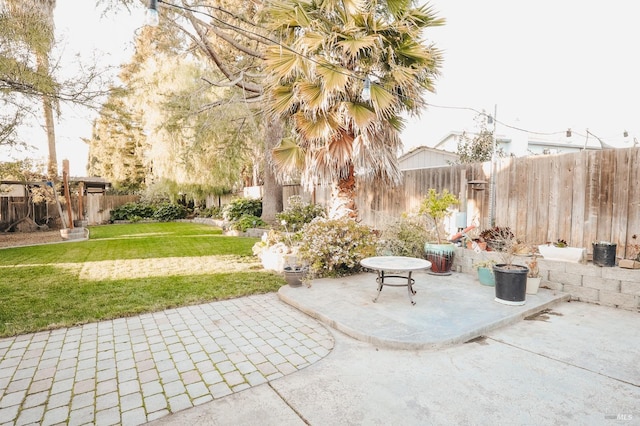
[566,262,602,278]
[598,291,639,311]
[538,259,568,272]
[563,284,599,302]
[601,267,640,282]
[621,281,640,296]
[549,271,583,287]
[540,279,563,291]
[582,276,620,292]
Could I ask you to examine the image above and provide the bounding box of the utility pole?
[488,104,497,228]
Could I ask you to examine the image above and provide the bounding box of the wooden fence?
[302,147,640,259]
[82,194,140,225]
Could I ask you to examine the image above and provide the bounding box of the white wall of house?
[0,184,26,197]
[398,146,459,170]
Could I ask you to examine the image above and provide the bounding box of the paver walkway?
[0,294,334,426]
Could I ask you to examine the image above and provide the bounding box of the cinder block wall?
[453,248,640,312]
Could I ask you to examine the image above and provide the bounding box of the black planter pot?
[592,242,617,267]
[493,264,528,305]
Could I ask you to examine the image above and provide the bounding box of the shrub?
[276,196,326,230]
[479,226,514,251]
[109,202,156,222]
[198,206,223,219]
[298,217,378,278]
[153,203,188,222]
[231,214,267,232]
[223,198,262,221]
[377,214,433,258]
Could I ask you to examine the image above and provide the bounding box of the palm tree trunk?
[328,164,357,219]
[260,119,283,224]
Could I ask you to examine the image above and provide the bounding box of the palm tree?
[264,0,444,218]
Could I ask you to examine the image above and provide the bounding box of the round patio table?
[360,256,432,305]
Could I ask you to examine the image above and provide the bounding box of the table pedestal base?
[373,270,417,305]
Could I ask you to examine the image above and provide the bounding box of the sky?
[6,1,640,176]
[403,0,640,152]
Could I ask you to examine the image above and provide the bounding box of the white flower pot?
[526,277,541,294]
[260,251,286,272]
[537,245,585,263]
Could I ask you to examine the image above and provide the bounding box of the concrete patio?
[279,270,571,350]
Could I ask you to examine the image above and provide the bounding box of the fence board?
[596,150,615,242]
[558,154,574,243]
[611,149,631,257]
[583,151,600,247]
[625,148,640,258]
[570,151,587,247]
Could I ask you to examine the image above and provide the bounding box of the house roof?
[399,145,459,160]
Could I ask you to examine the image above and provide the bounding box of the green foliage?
[298,217,378,278]
[418,189,460,244]
[377,215,433,258]
[473,259,497,269]
[230,215,267,232]
[153,203,188,221]
[553,239,568,247]
[454,113,506,164]
[198,206,223,219]
[109,202,156,221]
[224,197,263,221]
[276,195,326,230]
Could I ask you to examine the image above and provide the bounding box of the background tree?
[102,0,285,221]
[85,89,148,192]
[455,113,505,164]
[264,0,444,218]
[1,0,57,178]
[1,0,117,178]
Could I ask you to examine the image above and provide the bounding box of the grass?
[0,222,285,337]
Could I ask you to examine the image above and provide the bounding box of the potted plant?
[479,226,513,252]
[538,239,586,263]
[473,259,496,286]
[490,227,528,305]
[526,254,541,294]
[418,188,460,275]
[592,241,617,267]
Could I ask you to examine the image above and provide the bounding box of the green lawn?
[0,222,284,337]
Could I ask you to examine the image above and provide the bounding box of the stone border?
[454,247,640,312]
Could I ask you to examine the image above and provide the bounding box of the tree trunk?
[260,119,283,224]
[328,164,357,219]
[37,52,57,180]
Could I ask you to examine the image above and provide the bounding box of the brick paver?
[0,293,334,426]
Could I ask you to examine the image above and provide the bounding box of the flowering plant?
[297,217,378,278]
[376,214,433,258]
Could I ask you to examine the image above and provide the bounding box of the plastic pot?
[592,242,617,267]
[493,264,528,305]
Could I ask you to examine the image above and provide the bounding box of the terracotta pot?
[466,241,487,251]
